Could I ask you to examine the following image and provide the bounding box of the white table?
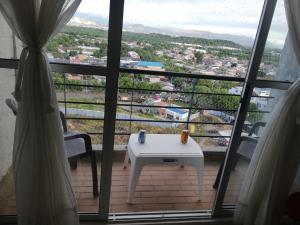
[127,134,204,203]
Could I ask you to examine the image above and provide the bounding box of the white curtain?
[234,0,300,224]
[285,0,300,64]
[0,0,81,224]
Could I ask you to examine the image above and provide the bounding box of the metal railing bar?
[113,133,233,138]
[0,58,294,91]
[85,132,232,138]
[114,118,233,124]
[255,79,292,84]
[55,83,275,100]
[67,131,233,140]
[118,87,242,97]
[66,117,105,120]
[55,82,106,89]
[63,73,67,115]
[254,79,292,90]
[117,103,237,111]
[50,62,108,75]
[66,115,267,124]
[120,67,246,81]
[86,132,103,135]
[117,103,269,113]
[66,117,233,125]
[0,58,108,75]
[65,115,235,125]
[120,103,269,113]
[1,58,293,94]
[58,100,105,105]
[56,83,274,99]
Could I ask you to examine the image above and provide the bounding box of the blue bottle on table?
[138,130,146,144]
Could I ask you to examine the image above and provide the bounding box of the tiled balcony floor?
[0,153,246,214]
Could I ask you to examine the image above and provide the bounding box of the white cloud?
[77,0,288,43]
[77,0,110,17]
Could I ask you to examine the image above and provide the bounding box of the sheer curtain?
[233,0,300,225]
[0,0,81,224]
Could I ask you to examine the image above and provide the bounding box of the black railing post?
[63,73,67,116]
[186,78,197,129]
[129,74,135,134]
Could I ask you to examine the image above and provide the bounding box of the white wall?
[0,13,16,180]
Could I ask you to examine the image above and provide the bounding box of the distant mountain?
[124,23,255,47]
[73,13,281,48]
[74,12,108,27]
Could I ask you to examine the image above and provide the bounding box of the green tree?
[195,51,204,64]
[69,50,77,56]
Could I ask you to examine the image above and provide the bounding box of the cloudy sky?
[77,0,288,45]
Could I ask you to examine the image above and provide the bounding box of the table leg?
[127,159,143,204]
[193,158,204,200]
[123,151,129,169]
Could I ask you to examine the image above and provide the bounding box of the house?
[165,106,189,121]
[66,73,83,81]
[229,86,243,95]
[144,75,160,83]
[78,45,100,56]
[128,51,140,60]
[161,83,174,91]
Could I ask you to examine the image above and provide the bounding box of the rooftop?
[166,107,188,115]
[137,61,165,68]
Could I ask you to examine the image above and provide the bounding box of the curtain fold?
[233,0,300,224]
[0,0,81,224]
[285,0,300,65]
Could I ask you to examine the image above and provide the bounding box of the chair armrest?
[249,122,266,136]
[64,131,88,140]
[237,136,258,160]
[63,131,93,153]
[240,135,258,143]
[59,111,68,132]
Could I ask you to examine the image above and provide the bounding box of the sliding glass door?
[1,0,291,222]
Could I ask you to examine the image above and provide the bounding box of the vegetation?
[47,25,272,146]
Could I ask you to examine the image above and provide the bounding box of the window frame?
[0,0,291,223]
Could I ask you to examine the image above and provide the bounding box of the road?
[59,107,179,128]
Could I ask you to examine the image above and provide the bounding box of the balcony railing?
[54,66,273,151]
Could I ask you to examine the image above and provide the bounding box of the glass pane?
[223,87,286,205]
[121,0,264,76]
[110,71,248,212]
[0,69,16,215]
[115,0,265,211]
[46,0,110,66]
[53,72,106,213]
[257,0,300,82]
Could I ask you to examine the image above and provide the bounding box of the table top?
[128,134,203,157]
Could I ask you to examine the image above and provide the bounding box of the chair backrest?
[59,111,68,132]
[5,98,17,115]
[248,122,266,136]
[5,98,67,132]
